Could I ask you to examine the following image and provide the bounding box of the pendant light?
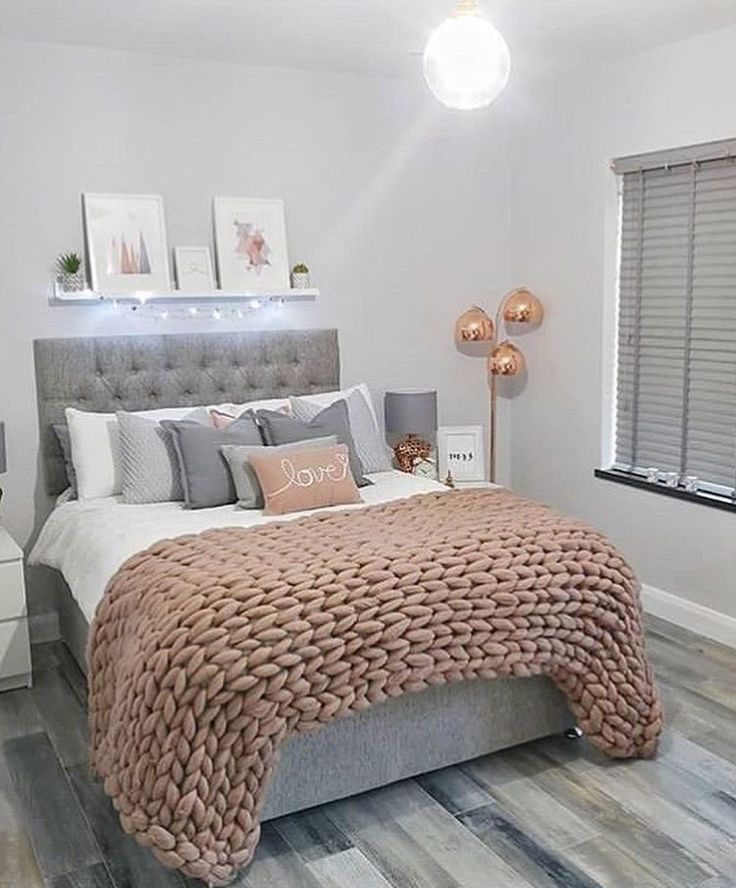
[423,0,511,110]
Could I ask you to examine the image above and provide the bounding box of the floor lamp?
[454,288,544,483]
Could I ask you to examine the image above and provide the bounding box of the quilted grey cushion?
[256,400,369,487]
[163,414,264,509]
[118,411,204,504]
[290,389,392,473]
[220,436,337,509]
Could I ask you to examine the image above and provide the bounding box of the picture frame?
[83,193,172,293]
[437,426,485,482]
[213,197,290,292]
[174,246,215,292]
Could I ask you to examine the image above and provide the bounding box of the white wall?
[0,40,514,626]
[509,26,736,621]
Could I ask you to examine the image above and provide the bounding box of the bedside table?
[0,526,32,690]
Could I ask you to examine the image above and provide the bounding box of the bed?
[27,329,663,884]
[30,329,575,827]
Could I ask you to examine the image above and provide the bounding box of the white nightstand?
[452,481,501,490]
[0,527,32,690]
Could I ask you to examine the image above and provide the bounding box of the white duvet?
[30,472,453,623]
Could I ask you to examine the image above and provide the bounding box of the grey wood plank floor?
[1,614,734,887]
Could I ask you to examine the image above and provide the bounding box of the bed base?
[57,575,573,821]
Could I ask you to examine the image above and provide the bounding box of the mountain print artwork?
[106,231,152,275]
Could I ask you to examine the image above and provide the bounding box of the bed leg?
[564,726,583,740]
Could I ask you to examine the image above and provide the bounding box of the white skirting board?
[641,584,736,650]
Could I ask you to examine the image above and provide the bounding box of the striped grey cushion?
[118,411,199,504]
[290,389,391,473]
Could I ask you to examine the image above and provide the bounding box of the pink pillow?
[247,443,362,516]
[210,404,291,430]
[210,409,237,430]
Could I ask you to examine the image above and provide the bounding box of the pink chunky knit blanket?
[88,489,662,884]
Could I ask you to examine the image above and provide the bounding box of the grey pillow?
[256,400,370,487]
[117,412,187,504]
[184,405,213,426]
[221,436,337,509]
[52,423,77,498]
[163,414,263,509]
[290,389,392,473]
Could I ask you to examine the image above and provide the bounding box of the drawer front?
[0,560,25,621]
[0,618,31,682]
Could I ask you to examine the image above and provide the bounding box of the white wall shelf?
[50,282,319,306]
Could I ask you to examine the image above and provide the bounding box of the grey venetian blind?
[613,139,736,492]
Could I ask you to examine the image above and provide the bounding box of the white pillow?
[290,384,392,473]
[65,405,200,500]
[66,408,122,500]
[211,397,292,418]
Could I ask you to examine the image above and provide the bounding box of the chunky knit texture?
[89,489,662,885]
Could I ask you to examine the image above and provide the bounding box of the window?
[609,139,736,502]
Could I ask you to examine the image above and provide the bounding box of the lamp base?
[393,434,431,474]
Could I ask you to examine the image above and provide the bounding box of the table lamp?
[384,390,438,473]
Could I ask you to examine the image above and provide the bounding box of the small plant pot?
[291,272,310,290]
[58,271,87,292]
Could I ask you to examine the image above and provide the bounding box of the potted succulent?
[291,263,311,289]
[56,252,87,292]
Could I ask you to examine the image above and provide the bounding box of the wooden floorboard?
[0,825,45,888]
[2,733,103,882]
[0,625,733,888]
[49,863,116,888]
[66,765,191,888]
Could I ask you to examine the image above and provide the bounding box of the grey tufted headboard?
[34,329,339,495]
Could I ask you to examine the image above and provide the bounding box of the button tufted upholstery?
[34,330,340,495]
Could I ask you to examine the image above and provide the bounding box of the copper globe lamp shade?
[454,306,494,343]
[453,287,543,483]
[502,288,544,325]
[489,341,526,377]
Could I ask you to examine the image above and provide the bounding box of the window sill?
[594,468,736,515]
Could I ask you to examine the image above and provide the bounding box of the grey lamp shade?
[384,390,438,436]
[0,422,5,474]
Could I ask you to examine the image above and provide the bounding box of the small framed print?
[438,426,485,482]
[174,247,215,292]
[83,193,172,293]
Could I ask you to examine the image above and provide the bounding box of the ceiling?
[3,0,736,79]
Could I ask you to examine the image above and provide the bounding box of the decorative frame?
[83,193,171,293]
[213,197,290,291]
[174,246,215,292]
[438,425,485,482]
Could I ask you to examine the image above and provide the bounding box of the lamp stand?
[454,288,544,485]
[489,371,499,483]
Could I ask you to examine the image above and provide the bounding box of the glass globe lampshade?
[423,1,511,111]
[455,306,494,343]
